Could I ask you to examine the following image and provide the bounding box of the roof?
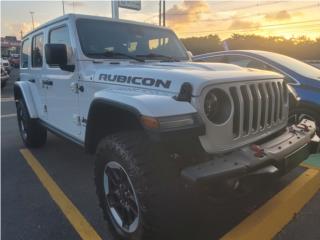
[23,13,170,39]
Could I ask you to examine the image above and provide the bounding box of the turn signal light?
[141,116,160,129]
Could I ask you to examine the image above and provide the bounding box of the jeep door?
[29,32,48,121]
[43,24,81,140]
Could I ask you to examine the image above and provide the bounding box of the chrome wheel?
[104,161,140,233]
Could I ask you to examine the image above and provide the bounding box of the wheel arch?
[13,81,39,118]
[84,98,144,154]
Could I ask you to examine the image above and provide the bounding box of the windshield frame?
[76,18,189,62]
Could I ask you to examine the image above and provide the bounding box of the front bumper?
[181,119,319,183]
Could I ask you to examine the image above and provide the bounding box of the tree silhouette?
[181,34,320,60]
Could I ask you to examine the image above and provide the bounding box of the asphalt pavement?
[1,68,320,240]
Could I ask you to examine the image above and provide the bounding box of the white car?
[14,14,319,239]
[1,65,9,88]
[1,57,11,74]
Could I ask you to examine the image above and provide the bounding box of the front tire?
[95,131,191,240]
[16,98,47,148]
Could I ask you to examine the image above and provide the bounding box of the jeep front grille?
[198,79,289,153]
[230,80,288,139]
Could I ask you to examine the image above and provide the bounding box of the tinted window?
[76,19,188,61]
[226,55,268,70]
[21,39,31,68]
[49,26,72,66]
[32,33,44,67]
[259,51,320,80]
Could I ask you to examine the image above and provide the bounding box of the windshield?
[260,51,320,80]
[76,18,189,61]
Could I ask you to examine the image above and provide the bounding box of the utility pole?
[112,0,119,19]
[62,0,65,15]
[162,0,166,26]
[20,30,23,40]
[159,0,162,26]
[30,11,35,30]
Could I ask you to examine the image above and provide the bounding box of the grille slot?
[230,87,240,138]
[240,86,250,135]
[230,80,287,139]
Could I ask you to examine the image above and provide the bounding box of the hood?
[88,61,283,96]
[299,75,320,89]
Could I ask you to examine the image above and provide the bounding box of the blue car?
[194,50,320,133]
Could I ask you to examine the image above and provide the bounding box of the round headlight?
[204,88,232,124]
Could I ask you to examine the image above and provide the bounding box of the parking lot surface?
[2,69,320,240]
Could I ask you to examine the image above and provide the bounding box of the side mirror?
[45,44,74,72]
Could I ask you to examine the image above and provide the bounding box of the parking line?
[221,168,320,240]
[1,113,17,118]
[300,163,320,170]
[20,149,102,240]
[1,97,14,102]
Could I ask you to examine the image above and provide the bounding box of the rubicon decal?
[99,74,172,89]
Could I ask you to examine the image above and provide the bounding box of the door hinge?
[73,114,81,126]
[70,82,84,93]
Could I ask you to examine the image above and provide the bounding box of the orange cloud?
[4,21,40,38]
[229,19,260,30]
[265,10,291,21]
[167,0,210,31]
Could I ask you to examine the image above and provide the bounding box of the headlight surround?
[141,113,202,131]
[204,88,232,124]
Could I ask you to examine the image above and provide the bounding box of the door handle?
[42,80,53,86]
[46,80,53,86]
[28,79,35,83]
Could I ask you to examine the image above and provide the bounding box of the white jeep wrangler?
[15,14,319,239]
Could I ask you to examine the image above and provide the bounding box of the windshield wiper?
[87,51,145,62]
[136,53,180,62]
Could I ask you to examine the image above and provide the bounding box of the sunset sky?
[2,0,320,40]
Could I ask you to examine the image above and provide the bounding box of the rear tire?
[16,98,47,148]
[95,131,194,240]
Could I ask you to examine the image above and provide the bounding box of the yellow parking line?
[20,149,102,240]
[221,168,320,240]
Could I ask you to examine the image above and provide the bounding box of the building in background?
[1,36,21,57]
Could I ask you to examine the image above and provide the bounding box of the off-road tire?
[16,98,47,148]
[95,131,195,240]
